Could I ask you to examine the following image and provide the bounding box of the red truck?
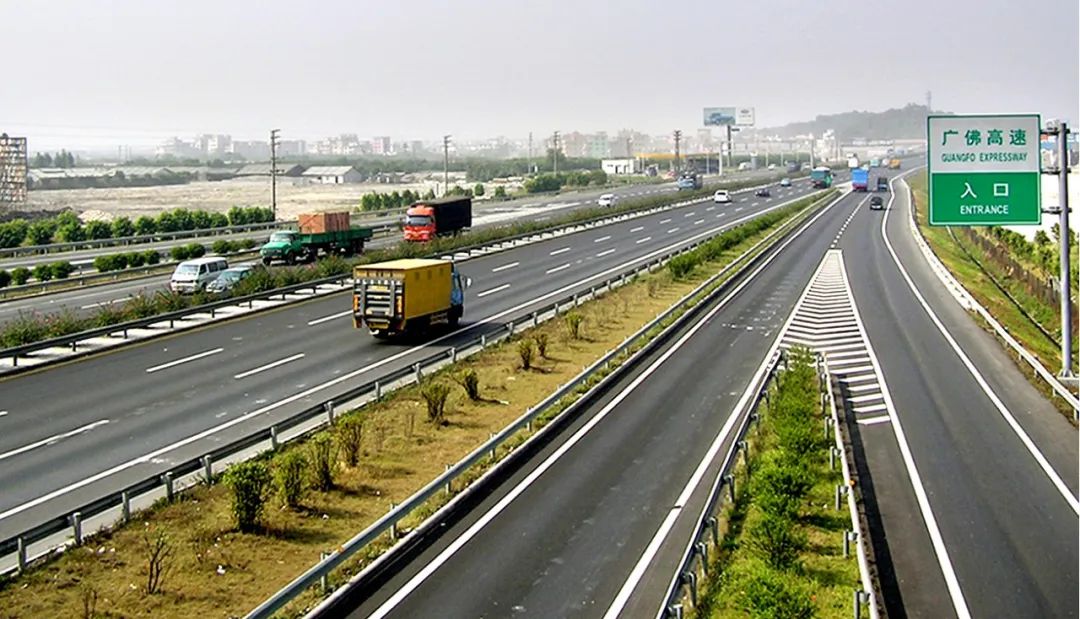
[403,197,472,242]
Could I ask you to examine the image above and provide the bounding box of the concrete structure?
[302,165,363,184]
[236,163,304,177]
[372,136,392,156]
[601,158,641,175]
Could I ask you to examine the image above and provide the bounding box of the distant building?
[371,136,392,156]
[278,140,306,157]
[231,140,271,160]
[314,134,363,156]
[302,165,363,184]
[601,159,641,175]
[236,163,304,177]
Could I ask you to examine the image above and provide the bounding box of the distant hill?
[760,103,939,140]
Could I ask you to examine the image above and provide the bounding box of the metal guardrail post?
[507,321,514,336]
[480,334,487,348]
[444,465,452,495]
[325,401,335,426]
[202,455,214,484]
[725,474,735,502]
[388,504,397,541]
[414,363,422,383]
[16,537,26,572]
[71,512,83,545]
[121,491,131,523]
[319,552,330,594]
[162,472,174,503]
[681,571,698,607]
[270,426,279,450]
[374,380,382,400]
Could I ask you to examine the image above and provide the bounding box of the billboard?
[0,135,28,204]
[703,107,737,126]
[736,107,755,126]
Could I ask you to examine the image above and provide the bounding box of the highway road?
[0,170,783,323]
[836,174,1078,618]
[0,172,836,543]
[327,178,878,619]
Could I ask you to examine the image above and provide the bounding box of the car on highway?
[869,195,885,210]
[169,256,229,293]
[206,265,257,294]
[779,178,792,187]
[755,187,771,198]
[597,193,616,207]
[713,189,732,204]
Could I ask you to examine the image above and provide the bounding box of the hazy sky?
[2,0,1077,149]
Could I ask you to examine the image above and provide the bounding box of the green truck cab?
[260,228,372,265]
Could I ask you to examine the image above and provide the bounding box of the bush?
[93,255,116,272]
[134,216,157,235]
[336,415,365,467]
[224,460,270,533]
[212,239,234,255]
[564,312,584,339]
[10,267,30,285]
[170,245,190,261]
[49,261,75,279]
[730,561,815,619]
[32,263,53,282]
[533,333,549,358]
[454,369,481,401]
[753,459,813,519]
[275,450,308,508]
[111,216,135,238]
[748,510,806,571]
[241,238,258,250]
[420,382,451,424]
[473,183,485,196]
[56,222,86,243]
[27,220,56,245]
[308,434,337,491]
[144,250,161,265]
[0,219,28,248]
[667,253,697,279]
[126,292,159,318]
[185,243,206,258]
[517,338,534,370]
[493,185,507,199]
[0,270,10,288]
[85,220,112,240]
[126,251,146,268]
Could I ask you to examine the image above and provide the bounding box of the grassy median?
[0,192,831,619]
[691,348,860,619]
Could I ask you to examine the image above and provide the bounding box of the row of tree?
[30,150,77,168]
[522,170,608,194]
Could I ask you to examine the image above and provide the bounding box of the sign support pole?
[1055,122,1074,377]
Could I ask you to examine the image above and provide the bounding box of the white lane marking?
[694,219,705,225]
[145,348,224,374]
[884,177,1078,514]
[683,212,696,218]
[476,284,511,298]
[660,218,672,224]
[367,193,844,619]
[233,353,306,380]
[635,237,652,244]
[705,206,716,211]
[491,262,519,273]
[667,227,679,234]
[545,263,571,274]
[0,193,822,525]
[736,207,745,212]
[307,310,352,326]
[594,236,611,243]
[596,249,616,258]
[856,415,893,426]
[0,420,110,462]
[0,411,6,417]
[549,247,571,256]
[630,226,645,233]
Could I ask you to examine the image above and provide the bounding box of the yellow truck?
[889,158,901,169]
[352,259,467,337]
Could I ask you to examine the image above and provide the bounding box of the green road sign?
[927,114,1041,225]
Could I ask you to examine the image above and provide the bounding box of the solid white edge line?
[0,191,820,524]
[369,189,850,619]
[883,176,1078,513]
[306,310,353,326]
[476,283,511,298]
[839,243,973,618]
[145,347,225,373]
[491,262,519,273]
[0,420,111,462]
[233,353,306,380]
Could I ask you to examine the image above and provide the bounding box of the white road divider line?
[596,249,616,258]
[635,237,652,244]
[549,247,571,256]
[145,348,224,374]
[683,212,695,218]
[856,415,892,426]
[0,420,110,462]
[594,236,611,243]
[476,284,511,298]
[491,262,519,273]
[667,228,679,234]
[545,263,571,274]
[660,218,672,224]
[307,310,353,326]
[694,219,705,225]
[630,226,645,233]
[233,353,306,380]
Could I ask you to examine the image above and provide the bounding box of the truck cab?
[353,259,468,337]
[261,231,301,264]
[403,206,437,242]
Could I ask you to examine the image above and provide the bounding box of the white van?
[170,256,228,293]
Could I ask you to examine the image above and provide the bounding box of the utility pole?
[1045,120,1074,377]
[626,137,633,182]
[725,125,733,169]
[528,132,533,175]
[673,130,682,172]
[552,131,561,175]
[442,134,451,196]
[270,129,280,221]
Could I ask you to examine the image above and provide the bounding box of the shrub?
[93,303,126,327]
[126,251,146,268]
[170,245,190,261]
[0,270,10,288]
[730,561,815,619]
[667,253,698,279]
[32,263,53,282]
[185,243,206,258]
[210,212,229,228]
[0,219,28,248]
[748,510,806,571]
[473,183,485,196]
[517,338,534,370]
[753,459,813,519]
[241,238,258,250]
[134,215,157,235]
[57,222,86,243]
[420,382,451,424]
[49,261,75,279]
[93,255,116,272]
[10,267,30,285]
[308,434,337,491]
[111,216,135,238]
[336,415,365,467]
[144,250,161,265]
[533,333,549,358]
[224,460,270,532]
[212,239,233,255]
[275,449,308,508]
[0,312,49,347]
[564,312,584,340]
[85,220,112,240]
[493,185,507,199]
[454,369,481,401]
[141,529,174,595]
[27,220,56,245]
[126,292,159,318]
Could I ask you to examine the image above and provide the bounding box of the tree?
[57,222,86,243]
[27,220,56,245]
[85,220,112,240]
[493,185,507,199]
[111,216,135,238]
[473,183,485,196]
[134,215,157,235]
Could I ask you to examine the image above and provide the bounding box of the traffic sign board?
[927,114,1041,225]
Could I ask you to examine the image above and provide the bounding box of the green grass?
[907,171,1078,414]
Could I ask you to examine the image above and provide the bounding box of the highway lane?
[0,176,826,539]
[334,186,868,619]
[0,175,758,323]
[839,176,1078,617]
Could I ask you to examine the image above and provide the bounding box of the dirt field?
[24,172,488,222]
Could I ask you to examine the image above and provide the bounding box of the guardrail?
[902,178,1079,413]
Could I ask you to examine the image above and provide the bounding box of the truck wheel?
[448,306,462,328]
[285,252,295,265]
[261,256,272,266]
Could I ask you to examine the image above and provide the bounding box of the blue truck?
[851,167,869,192]
[676,172,703,191]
